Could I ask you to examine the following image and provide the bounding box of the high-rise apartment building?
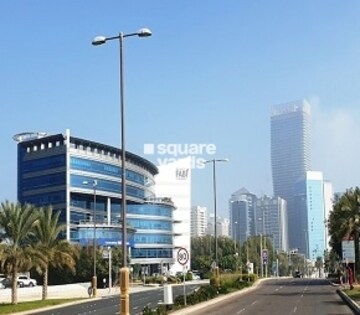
[217,217,230,237]
[229,188,257,244]
[229,188,289,253]
[191,206,207,237]
[206,214,229,237]
[271,100,311,250]
[255,195,288,252]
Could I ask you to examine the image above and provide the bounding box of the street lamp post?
[83,180,98,297]
[262,210,267,278]
[258,216,264,278]
[92,27,152,315]
[234,221,238,272]
[203,158,228,284]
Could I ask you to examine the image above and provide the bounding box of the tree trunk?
[11,269,18,305]
[42,266,48,300]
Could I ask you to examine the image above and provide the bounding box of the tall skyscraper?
[191,206,207,237]
[271,100,311,250]
[294,171,330,260]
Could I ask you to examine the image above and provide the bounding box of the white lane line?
[251,300,258,306]
[293,306,298,313]
[133,306,139,310]
[236,308,246,314]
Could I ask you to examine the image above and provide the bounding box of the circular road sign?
[177,248,189,265]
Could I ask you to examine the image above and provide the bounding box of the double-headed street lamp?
[92,27,152,315]
[203,158,229,269]
[83,179,98,297]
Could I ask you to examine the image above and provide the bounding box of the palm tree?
[33,206,79,300]
[328,187,360,274]
[0,201,40,304]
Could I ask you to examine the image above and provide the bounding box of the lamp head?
[137,28,152,37]
[92,36,107,46]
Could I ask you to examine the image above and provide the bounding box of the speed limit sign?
[177,247,189,265]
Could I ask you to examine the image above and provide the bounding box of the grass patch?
[344,287,360,302]
[0,298,84,314]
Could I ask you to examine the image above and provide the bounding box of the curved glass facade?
[16,130,175,270]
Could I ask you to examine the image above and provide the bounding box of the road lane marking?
[251,300,258,306]
[293,306,298,313]
[236,308,246,314]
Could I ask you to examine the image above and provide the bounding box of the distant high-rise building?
[229,188,257,244]
[256,195,288,253]
[271,100,311,249]
[206,212,215,236]
[217,217,230,237]
[294,171,330,260]
[191,206,207,237]
[206,213,229,237]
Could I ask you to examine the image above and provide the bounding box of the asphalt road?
[34,283,200,315]
[190,278,354,315]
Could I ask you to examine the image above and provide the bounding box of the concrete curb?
[337,289,360,315]
[169,278,270,315]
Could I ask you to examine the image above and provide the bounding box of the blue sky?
[2,1,360,218]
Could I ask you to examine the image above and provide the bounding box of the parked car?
[17,275,37,287]
[294,271,303,278]
[3,275,37,288]
[192,274,201,280]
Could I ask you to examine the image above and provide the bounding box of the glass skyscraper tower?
[271,100,311,250]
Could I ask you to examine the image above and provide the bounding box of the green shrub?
[174,284,219,307]
[185,272,193,281]
[174,294,185,306]
[142,306,155,315]
[142,305,168,315]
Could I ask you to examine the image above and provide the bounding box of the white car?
[17,276,37,287]
[192,274,201,280]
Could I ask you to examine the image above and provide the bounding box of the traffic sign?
[177,248,189,265]
[262,249,268,264]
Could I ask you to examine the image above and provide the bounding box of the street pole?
[92,27,152,315]
[260,234,263,278]
[262,210,267,278]
[108,247,112,293]
[234,221,237,272]
[93,180,97,297]
[212,160,218,268]
[203,158,228,287]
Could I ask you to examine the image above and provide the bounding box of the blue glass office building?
[14,130,176,268]
[294,171,325,260]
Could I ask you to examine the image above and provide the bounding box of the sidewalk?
[0,280,210,304]
[0,282,164,303]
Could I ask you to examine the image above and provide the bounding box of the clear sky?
[2,1,360,218]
